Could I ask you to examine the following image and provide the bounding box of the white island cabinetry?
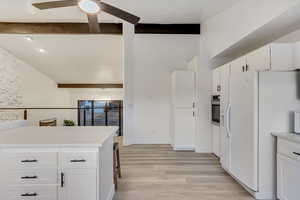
[0,127,117,200]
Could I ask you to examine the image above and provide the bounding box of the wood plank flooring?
[113,144,254,200]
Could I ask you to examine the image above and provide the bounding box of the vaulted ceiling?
[0,0,241,23]
[0,0,242,84]
[0,35,123,84]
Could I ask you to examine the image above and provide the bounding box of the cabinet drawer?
[278,139,300,161]
[60,152,97,169]
[2,152,57,169]
[6,169,57,185]
[5,186,57,200]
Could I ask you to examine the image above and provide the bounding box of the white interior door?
[229,57,258,191]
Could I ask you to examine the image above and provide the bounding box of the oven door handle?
[225,104,231,138]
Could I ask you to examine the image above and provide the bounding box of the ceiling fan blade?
[87,14,100,33]
[32,0,78,10]
[99,2,140,25]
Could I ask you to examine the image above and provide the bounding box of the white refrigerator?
[220,60,300,199]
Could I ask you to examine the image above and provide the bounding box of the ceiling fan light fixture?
[78,0,100,14]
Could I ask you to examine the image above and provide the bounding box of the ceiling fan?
[32,0,141,33]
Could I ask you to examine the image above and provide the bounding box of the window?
[78,100,123,136]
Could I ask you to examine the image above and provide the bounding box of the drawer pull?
[61,172,65,188]
[70,159,86,163]
[293,152,300,156]
[21,193,37,197]
[21,176,38,179]
[21,159,38,163]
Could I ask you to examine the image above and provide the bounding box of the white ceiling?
[0,0,241,23]
[0,35,123,83]
[0,0,242,84]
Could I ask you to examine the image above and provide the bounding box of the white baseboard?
[195,147,211,153]
[106,185,115,200]
[130,137,170,144]
[173,145,195,151]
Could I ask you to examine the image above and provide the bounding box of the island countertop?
[0,126,118,148]
[272,132,300,144]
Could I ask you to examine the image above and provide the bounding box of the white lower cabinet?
[2,150,102,200]
[60,169,97,200]
[212,124,220,157]
[6,186,57,200]
[277,138,300,200]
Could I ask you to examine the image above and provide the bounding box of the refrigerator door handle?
[226,104,231,138]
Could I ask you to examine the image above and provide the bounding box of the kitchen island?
[0,126,118,200]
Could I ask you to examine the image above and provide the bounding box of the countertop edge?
[272,132,300,144]
[0,127,116,148]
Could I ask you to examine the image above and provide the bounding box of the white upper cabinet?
[270,43,294,71]
[212,68,221,95]
[247,45,271,71]
[292,42,300,69]
[247,43,294,72]
[171,71,195,108]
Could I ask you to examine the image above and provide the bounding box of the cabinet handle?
[21,193,37,197]
[293,152,300,156]
[193,102,195,108]
[70,159,86,163]
[21,176,38,179]
[246,64,249,71]
[21,159,38,163]
[61,172,65,188]
[242,66,245,72]
[193,112,195,117]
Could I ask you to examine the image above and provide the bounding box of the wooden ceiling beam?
[57,84,123,89]
[135,24,201,35]
[0,22,200,35]
[0,22,123,34]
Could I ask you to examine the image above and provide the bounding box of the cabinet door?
[171,71,195,108]
[270,43,294,71]
[212,68,221,94]
[247,45,271,72]
[277,154,300,200]
[212,124,220,157]
[59,169,97,200]
[173,109,195,150]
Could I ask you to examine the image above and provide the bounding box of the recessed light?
[38,48,46,53]
[25,36,33,41]
[78,0,100,14]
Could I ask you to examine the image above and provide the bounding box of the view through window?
[78,100,123,136]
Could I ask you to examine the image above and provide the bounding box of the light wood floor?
[113,144,254,200]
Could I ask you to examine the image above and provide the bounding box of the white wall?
[68,88,123,107]
[204,0,300,61]
[123,31,199,144]
[0,47,71,125]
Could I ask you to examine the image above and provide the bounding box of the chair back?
[39,118,57,127]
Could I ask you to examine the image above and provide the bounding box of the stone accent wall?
[0,48,23,120]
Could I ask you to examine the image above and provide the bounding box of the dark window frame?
[78,100,123,136]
